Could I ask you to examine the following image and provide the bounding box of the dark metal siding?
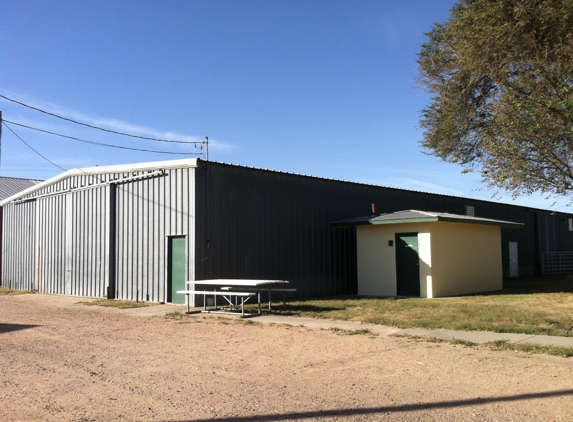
[194,163,358,297]
[195,161,573,296]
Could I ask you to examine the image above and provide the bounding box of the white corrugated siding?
[115,167,194,302]
[1,167,196,301]
[32,175,110,296]
[2,200,36,290]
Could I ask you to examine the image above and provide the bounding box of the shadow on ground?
[173,389,573,421]
[0,323,41,334]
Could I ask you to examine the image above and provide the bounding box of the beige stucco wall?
[356,221,503,298]
[429,222,502,297]
[356,223,432,297]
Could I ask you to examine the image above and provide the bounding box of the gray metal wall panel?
[115,168,195,302]
[68,186,109,297]
[34,185,109,297]
[1,168,196,301]
[1,201,36,290]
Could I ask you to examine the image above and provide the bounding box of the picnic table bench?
[220,286,297,308]
[176,289,256,317]
[178,279,293,318]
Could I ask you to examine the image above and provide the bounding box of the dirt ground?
[1,294,572,422]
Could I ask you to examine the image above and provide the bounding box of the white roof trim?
[0,158,199,206]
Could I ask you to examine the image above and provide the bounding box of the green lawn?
[277,275,573,337]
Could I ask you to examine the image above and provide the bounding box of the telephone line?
[2,122,67,171]
[0,95,202,145]
[4,120,201,156]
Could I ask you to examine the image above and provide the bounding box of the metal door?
[167,236,186,304]
[509,242,518,277]
[396,233,420,297]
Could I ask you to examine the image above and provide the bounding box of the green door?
[396,233,420,297]
[167,236,186,304]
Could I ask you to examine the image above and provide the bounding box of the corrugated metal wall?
[2,200,36,290]
[1,167,196,301]
[195,161,573,296]
[115,167,195,302]
[3,159,573,300]
[194,163,359,297]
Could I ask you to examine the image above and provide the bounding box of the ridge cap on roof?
[0,158,199,206]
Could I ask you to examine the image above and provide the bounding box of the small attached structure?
[333,210,523,298]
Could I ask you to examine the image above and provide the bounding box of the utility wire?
[0,95,202,145]
[2,122,67,171]
[4,120,201,156]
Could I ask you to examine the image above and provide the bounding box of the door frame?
[395,232,420,297]
[165,235,187,304]
[509,241,518,278]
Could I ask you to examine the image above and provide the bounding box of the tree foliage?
[417,0,573,199]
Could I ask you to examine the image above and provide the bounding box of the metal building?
[0,176,43,287]
[2,158,572,304]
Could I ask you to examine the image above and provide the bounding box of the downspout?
[107,183,117,299]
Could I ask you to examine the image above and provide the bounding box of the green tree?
[417,0,573,198]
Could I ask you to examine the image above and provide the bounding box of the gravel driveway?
[1,294,572,421]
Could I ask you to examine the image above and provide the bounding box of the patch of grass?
[349,328,375,336]
[0,287,31,295]
[485,341,573,358]
[165,311,185,319]
[450,339,477,347]
[403,335,573,357]
[279,275,573,337]
[80,299,154,309]
[327,327,375,336]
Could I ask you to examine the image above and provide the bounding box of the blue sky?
[1,0,570,212]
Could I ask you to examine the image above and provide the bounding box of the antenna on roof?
[204,136,209,161]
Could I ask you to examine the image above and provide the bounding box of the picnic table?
[177,279,294,317]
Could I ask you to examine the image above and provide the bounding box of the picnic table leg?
[258,290,261,314]
[203,292,206,311]
[268,287,272,311]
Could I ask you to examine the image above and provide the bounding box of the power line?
[4,120,201,156]
[0,94,203,145]
[2,122,67,171]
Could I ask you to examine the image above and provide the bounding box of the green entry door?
[396,233,420,297]
[167,236,186,304]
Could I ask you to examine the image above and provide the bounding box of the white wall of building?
[356,221,503,298]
